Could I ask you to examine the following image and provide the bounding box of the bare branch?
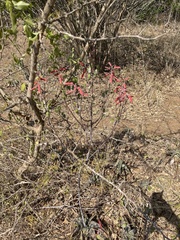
[52,27,167,42]
[49,0,98,24]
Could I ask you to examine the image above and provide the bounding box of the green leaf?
[23,24,32,38]
[20,83,26,92]
[6,0,17,34]
[13,54,21,65]
[96,235,105,240]
[28,32,39,42]
[24,18,35,27]
[5,0,13,12]
[0,130,2,137]
[12,1,30,10]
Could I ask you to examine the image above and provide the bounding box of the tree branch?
[17,0,56,179]
[52,27,167,42]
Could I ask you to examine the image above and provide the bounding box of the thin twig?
[78,166,86,227]
[49,0,97,24]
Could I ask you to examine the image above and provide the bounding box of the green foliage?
[12,0,30,10]
[5,0,31,35]
[5,0,17,34]
[0,0,38,53]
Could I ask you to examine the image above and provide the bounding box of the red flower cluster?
[114,83,133,104]
[31,75,47,94]
[31,62,132,105]
[105,62,133,105]
[51,64,88,97]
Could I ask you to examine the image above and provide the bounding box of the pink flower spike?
[114,86,121,93]
[59,66,69,71]
[37,83,42,94]
[114,76,121,82]
[105,66,111,71]
[31,82,42,94]
[66,90,74,95]
[113,65,121,69]
[50,69,59,76]
[128,94,133,103]
[77,87,88,97]
[81,69,87,79]
[31,82,38,91]
[31,86,37,91]
[39,76,47,81]
[58,74,63,84]
[122,83,127,89]
[63,82,74,86]
[115,97,121,105]
[109,72,114,83]
[115,96,124,104]
[50,70,56,73]
[79,61,85,67]
[98,219,103,229]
